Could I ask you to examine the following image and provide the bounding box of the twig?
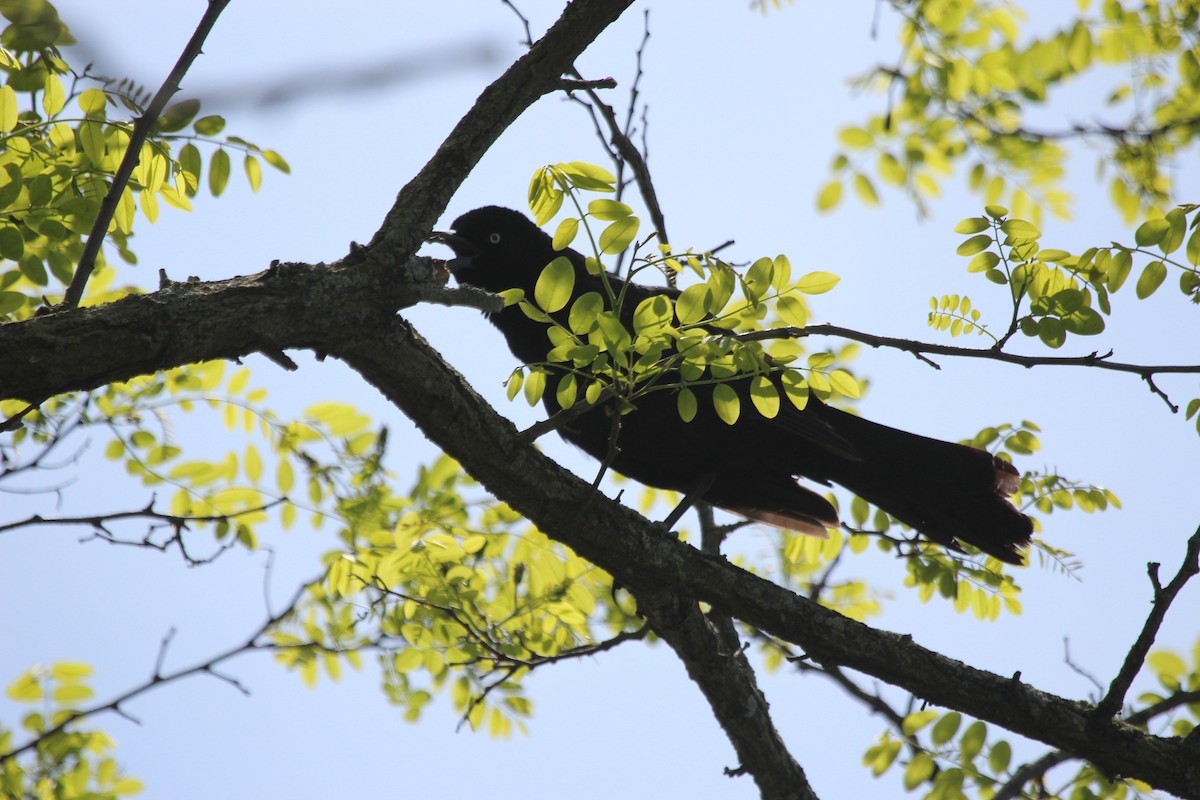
[0,570,317,766]
[61,0,233,309]
[735,323,1198,407]
[1093,524,1200,722]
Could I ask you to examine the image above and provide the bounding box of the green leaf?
[568,291,603,334]
[523,368,546,406]
[956,234,993,256]
[588,199,632,220]
[931,712,961,745]
[262,149,290,173]
[837,127,872,148]
[677,387,697,422]
[555,374,577,408]
[1000,219,1040,239]
[795,271,840,295]
[1134,218,1169,247]
[960,720,987,761]
[712,383,740,425]
[968,251,1000,273]
[853,173,879,206]
[79,119,105,164]
[1187,228,1200,267]
[535,256,575,313]
[42,72,65,116]
[954,217,990,234]
[829,369,861,398]
[676,283,711,325]
[0,290,25,315]
[1147,650,1187,690]
[598,216,639,255]
[209,148,231,197]
[903,752,935,790]
[632,294,673,335]
[155,98,201,132]
[78,87,107,117]
[1037,317,1065,348]
[193,114,226,135]
[553,217,578,250]
[749,376,779,418]
[563,161,616,187]
[988,740,1012,774]
[1161,208,1186,254]
[776,295,807,328]
[245,154,262,192]
[7,672,42,702]
[1135,261,1166,299]
[1107,249,1132,292]
[816,180,843,211]
[781,369,808,410]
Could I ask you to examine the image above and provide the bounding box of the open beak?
[426,230,478,271]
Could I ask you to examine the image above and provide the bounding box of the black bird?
[432,206,1033,564]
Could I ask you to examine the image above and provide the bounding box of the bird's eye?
[488,232,501,244]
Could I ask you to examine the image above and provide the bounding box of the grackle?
[431,206,1032,564]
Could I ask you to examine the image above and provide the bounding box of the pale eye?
[488,232,501,244]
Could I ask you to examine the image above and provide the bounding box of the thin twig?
[735,323,1198,408]
[0,570,318,766]
[61,0,233,309]
[1093,524,1200,722]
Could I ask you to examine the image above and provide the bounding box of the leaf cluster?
[518,162,858,429]
[0,8,287,318]
[821,0,1200,223]
[2,663,143,799]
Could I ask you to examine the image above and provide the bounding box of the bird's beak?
[426,230,478,272]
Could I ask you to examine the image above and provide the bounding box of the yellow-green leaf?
[712,383,740,425]
[750,376,779,418]
[553,217,578,250]
[598,216,639,255]
[1135,261,1166,299]
[795,271,840,295]
[588,199,632,220]
[816,180,843,211]
[535,256,575,313]
[209,148,231,197]
[245,154,262,192]
[677,387,697,422]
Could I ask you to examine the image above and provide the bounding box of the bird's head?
[428,206,555,294]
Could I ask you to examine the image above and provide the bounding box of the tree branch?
[327,316,1200,799]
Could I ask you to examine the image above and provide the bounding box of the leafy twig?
[61,0,233,309]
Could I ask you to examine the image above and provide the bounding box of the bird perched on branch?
[431,206,1033,564]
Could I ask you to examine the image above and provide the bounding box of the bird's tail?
[813,404,1032,564]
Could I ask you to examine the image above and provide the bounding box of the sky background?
[2,2,1198,798]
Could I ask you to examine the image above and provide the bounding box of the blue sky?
[2,2,1197,798]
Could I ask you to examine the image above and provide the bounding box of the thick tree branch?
[638,588,817,800]
[2,253,1197,794]
[327,316,1200,799]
